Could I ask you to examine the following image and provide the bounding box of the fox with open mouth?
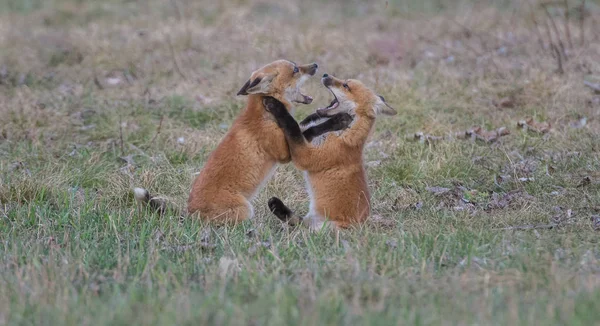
[134,60,352,224]
[266,73,396,230]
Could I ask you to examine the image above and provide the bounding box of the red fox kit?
[266,73,396,230]
[135,61,351,224]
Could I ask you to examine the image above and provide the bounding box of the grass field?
[1,0,600,324]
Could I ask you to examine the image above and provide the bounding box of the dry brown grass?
[1,0,600,324]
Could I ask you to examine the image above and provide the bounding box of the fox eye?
[293,66,299,74]
[343,83,350,91]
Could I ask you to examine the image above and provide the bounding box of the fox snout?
[322,74,333,87]
[300,63,319,76]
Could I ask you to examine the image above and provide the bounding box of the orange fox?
[135,60,351,224]
[266,73,396,230]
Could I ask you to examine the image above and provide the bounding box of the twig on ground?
[583,80,600,93]
[166,34,188,81]
[94,75,104,90]
[498,223,558,230]
[542,3,568,60]
[541,13,557,59]
[552,44,564,74]
[168,0,183,21]
[147,116,164,148]
[580,0,586,46]
[564,0,574,48]
[118,115,125,156]
[530,12,547,51]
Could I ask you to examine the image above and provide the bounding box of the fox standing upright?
[135,60,352,224]
[267,74,397,230]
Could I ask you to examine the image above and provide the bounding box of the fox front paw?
[263,96,287,116]
[329,113,353,131]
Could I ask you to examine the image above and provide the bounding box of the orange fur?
[272,74,396,230]
[187,60,318,224]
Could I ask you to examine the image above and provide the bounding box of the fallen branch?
[583,80,600,93]
[542,3,568,60]
[564,0,574,48]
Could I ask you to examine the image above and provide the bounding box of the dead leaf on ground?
[551,206,576,226]
[577,176,592,188]
[493,96,516,109]
[467,126,510,143]
[412,126,509,144]
[487,189,533,211]
[413,132,444,144]
[517,118,551,134]
[9,161,31,176]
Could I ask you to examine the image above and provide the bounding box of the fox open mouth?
[316,91,339,116]
[294,92,313,104]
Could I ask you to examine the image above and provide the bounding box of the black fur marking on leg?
[134,188,168,215]
[148,198,167,215]
[299,112,325,127]
[268,197,294,222]
[302,112,353,142]
[263,96,305,144]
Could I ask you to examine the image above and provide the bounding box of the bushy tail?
[268,197,302,226]
[133,187,171,215]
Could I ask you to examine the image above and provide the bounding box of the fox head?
[315,74,396,119]
[237,60,318,108]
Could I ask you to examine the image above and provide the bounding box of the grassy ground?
[1,0,600,324]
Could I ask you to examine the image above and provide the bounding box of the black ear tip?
[237,79,252,96]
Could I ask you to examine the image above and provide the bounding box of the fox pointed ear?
[375,95,397,116]
[237,73,275,96]
[237,79,253,96]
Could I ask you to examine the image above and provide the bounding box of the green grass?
[1,0,600,324]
